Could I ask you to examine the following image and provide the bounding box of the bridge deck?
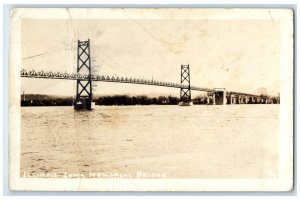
[20,69,213,92]
[20,69,263,97]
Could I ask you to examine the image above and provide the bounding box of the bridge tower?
[179,64,192,104]
[74,39,92,110]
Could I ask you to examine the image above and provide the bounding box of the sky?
[20,11,281,97]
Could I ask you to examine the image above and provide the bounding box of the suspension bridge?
[20,39,276,110]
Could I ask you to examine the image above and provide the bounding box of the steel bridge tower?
[180,64,191,103]
[74,39,92,110]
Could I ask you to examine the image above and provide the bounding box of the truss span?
[20,69,214,92]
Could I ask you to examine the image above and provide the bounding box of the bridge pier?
[207,93,214,105]
[241,96,247,104]
[227,94,252,104]
[257,97,262,104]
[213,88,226,105]
[230,95,238,104]
[254,96,258,104]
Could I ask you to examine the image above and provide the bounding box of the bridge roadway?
[20,69,265,100]
[20,69,214,92]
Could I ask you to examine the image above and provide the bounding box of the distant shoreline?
[21,94,280,107]
[21,94,202,106]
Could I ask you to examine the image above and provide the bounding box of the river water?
[21,105,279,178]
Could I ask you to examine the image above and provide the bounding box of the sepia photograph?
[9,8,294,191]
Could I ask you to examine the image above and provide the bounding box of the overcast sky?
[21,13,280,97]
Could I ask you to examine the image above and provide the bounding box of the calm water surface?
[21,105,279,178]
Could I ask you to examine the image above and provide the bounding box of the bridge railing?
[21,69,201,90]
[20,69,271,96]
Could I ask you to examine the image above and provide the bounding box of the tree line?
[94,95,181,105]
[21,94,73,106]
[21,94,210,106]
[21,94,280,106]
